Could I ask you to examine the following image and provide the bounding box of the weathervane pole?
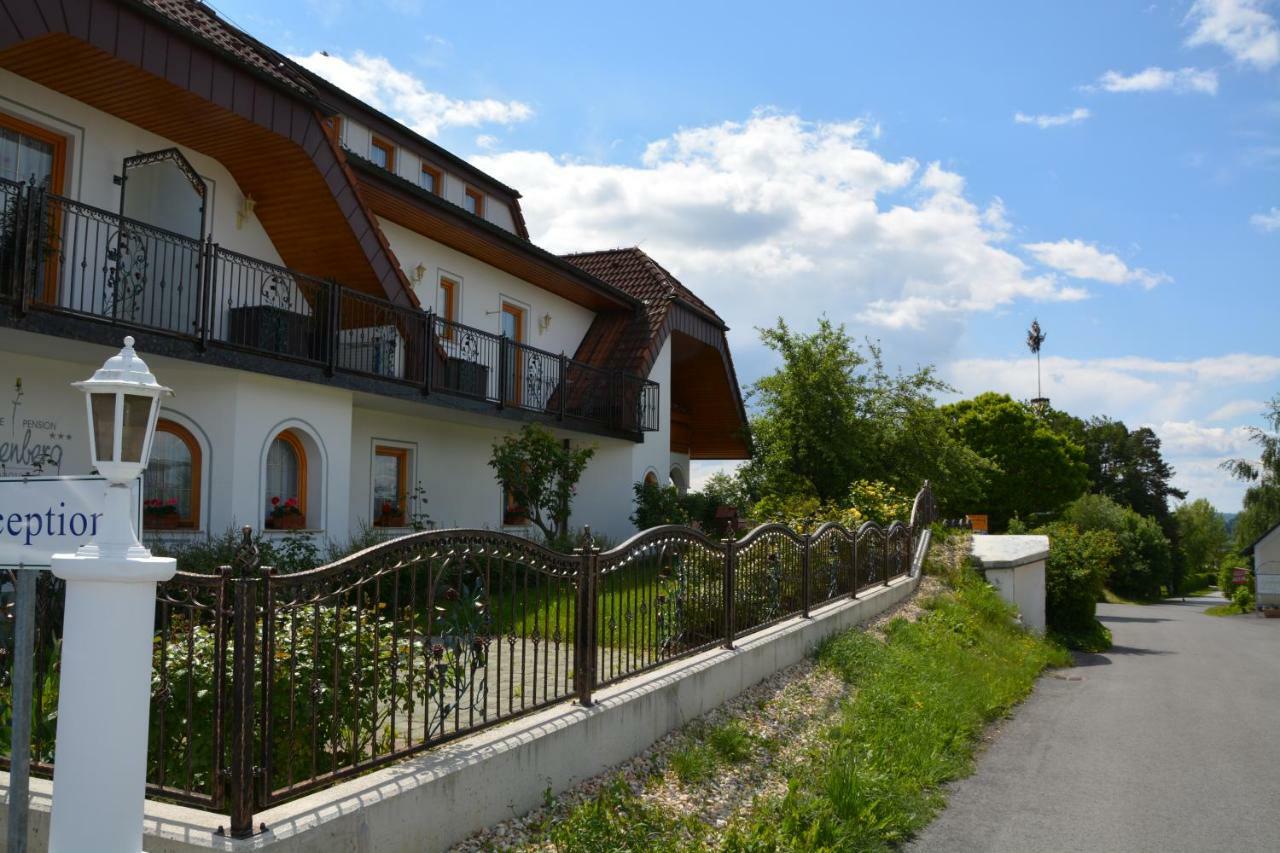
[1027,319,1048,411]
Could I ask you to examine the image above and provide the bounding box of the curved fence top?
[282,527,581,583]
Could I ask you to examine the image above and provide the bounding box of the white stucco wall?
[971,535,1048,633]
[0,69,285,264]
[376,217,594,355]
[1254,526,1280,608]
[0,336,354,545]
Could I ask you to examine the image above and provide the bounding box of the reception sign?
[0,475,141,568]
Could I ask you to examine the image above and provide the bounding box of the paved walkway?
[910,595,1280,853]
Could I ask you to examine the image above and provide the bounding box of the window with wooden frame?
[437,274,459,339]
[327,114,344,146]
[372,446,410,527]
[143,420,201,530]
[500,301,525,406]
[265,431,308,529]
[369,136,395,171]
[503,487,529,527]
[464,186,484,217]
[420,162,442,194]
[0,111,66,190]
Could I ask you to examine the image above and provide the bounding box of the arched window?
[265,431,307,529]
[670,467,687,495]
[144,419,200,530]
[644,470,659,487]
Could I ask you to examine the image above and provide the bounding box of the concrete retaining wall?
[2,566,923,853]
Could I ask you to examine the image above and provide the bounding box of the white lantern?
[74,335,172,485]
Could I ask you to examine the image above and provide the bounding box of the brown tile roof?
[563,248,724,328]
[131,1,321,98]
[561,247,724,376]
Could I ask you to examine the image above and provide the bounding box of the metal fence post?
[228,574,257,838]
[325,280,341,376]
[6,569,37,853]
[226,526,259,838]
[422,308,435,395]
[722,530,737,650]
[851,533,860,600]
[884,535,893,587]
[558,353,567,421]
[497,331,508,409]
[801,533,812,618]
[197,236,214,350]
[573,527,598,706]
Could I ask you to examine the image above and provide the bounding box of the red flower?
[285,497,298,507]
[167,497,178,506]
[271,496,281,506]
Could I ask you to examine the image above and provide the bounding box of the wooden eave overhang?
[349,156,642,313]
[667,304,751,460]
[0,0,418,307]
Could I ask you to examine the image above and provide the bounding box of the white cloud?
[1208,398,1266,421]
[1251,206,1280,231]
[1154,420,1255,456]
[475,134,499,150]
[1022,239,1170,288]
[475,111,1096,341]
[1186,0,1280,70]
[1090,66,1220,95]
[291,51,533,137]
[1013,108,1091,128]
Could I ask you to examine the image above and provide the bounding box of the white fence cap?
[971,534,1049,569]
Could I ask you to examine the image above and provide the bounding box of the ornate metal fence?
[0,482,937,838]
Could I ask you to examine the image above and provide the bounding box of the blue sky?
[214,0,1279,509]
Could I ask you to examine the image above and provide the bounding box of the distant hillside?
[1221,512,1239,538]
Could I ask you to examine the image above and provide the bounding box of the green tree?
[1062,493,1174,598]
[743,318,989,510]
[1078,418,1185,525]
[1174,499,1229,575]
[489,424,594,542]
[1223,395,1280,549]
[941,392,1088,530]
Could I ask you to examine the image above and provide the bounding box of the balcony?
[0,179,659,435]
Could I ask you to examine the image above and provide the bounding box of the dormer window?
[370,136,395,171]
[464,187,484,217]
[420,163,441,195]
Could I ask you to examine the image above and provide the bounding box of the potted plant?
[377,498,405,528]
[144,497,181,530]
[266,496,305,530]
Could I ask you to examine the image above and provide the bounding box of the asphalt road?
[909,595,1280,853]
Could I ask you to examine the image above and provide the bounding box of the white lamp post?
[48,337,176,853]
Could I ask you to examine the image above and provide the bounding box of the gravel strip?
[450,573,942,852]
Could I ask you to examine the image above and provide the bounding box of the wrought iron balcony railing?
[0,178,659,433]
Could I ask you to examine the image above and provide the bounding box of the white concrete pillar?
[48,482,176,853]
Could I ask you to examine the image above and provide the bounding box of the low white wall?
[971,535,1048,632]
[1,573,922,853]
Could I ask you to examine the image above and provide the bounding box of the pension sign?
[0,475,141,568]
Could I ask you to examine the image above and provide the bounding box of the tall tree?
[1073,417,1185,525]
[743,318,989,509]
[1173,499,1230,575]
[942,392,1089,530]
[1222,394,1280,548]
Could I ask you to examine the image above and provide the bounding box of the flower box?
[267,514,306,531]
[146,514,182,530]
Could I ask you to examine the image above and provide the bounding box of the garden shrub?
[1233,585,1255,612]
[1034,521,1117,650]
[752,479,913,532]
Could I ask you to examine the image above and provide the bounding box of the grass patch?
[1205,602,1251,617]
[542,776,707,851]
[1048,621,1112,653]
[1102,588,1153,606]
[669,719,757,785]
[723,575,1069,850]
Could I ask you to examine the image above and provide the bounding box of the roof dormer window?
[464,186,484,217]
[420,163,442,195]
[370,136,395,171]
